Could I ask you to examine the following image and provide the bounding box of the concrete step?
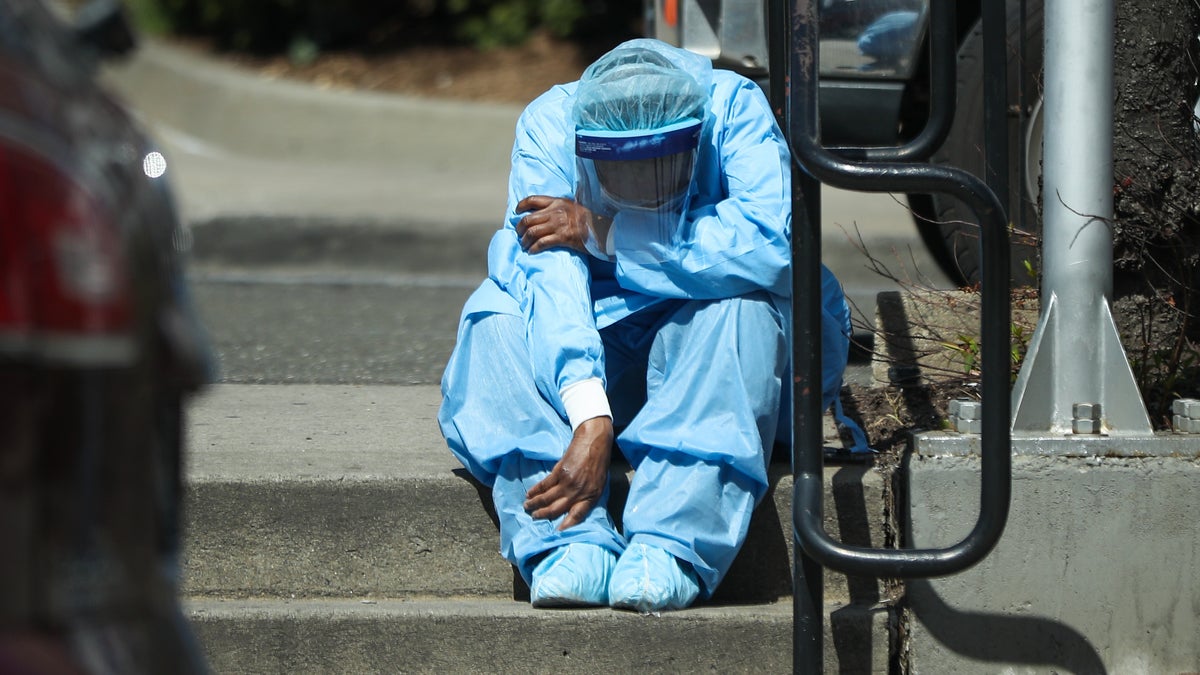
[183,384,890,607]
[186,597,893,673]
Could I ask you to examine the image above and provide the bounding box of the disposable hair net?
[572,47,709,132]
[571,45,710,261]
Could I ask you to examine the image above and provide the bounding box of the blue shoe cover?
[608,543,701,613]
[530,543,616,608]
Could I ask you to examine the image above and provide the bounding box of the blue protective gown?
[439,39,850,598]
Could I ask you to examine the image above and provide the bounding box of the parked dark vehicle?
[0,0,211,672]
[644,0,1045,284]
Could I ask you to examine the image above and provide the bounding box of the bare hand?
[523,416,614,530]
[515,195,593,254]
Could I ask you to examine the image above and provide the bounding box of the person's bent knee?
[692,292,783,328]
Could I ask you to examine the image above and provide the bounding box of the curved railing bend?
[769,0,1015,670]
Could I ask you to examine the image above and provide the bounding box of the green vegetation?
[447,0,586,49]
[125,0,638,53]
[124,0,173,35]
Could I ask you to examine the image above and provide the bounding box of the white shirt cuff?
[560,377,612,430]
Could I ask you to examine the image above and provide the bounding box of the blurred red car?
[0,1,211,672]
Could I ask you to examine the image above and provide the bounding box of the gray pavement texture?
[186,385,451,481]
[103,40,521,230]
[187,598,891,674]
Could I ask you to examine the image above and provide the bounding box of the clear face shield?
[574,118,701,261]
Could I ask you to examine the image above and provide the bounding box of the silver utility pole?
[1010,0,1153,435]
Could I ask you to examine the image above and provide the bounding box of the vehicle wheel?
[918,0,1044,286]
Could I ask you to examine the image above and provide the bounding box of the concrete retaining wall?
[903,433,1200,674]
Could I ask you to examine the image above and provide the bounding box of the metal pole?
[1011,0,1153,435]
[772,0,825,669]
[791,172,825,672]
[982,0,1009,227]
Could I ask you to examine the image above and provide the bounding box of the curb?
[187,598,893,673]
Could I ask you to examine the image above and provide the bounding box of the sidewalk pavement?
[102,39,524,233]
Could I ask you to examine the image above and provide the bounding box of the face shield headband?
[574,119,702,260]
[576,119,701,207]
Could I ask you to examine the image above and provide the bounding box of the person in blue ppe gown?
[439,38,865,613]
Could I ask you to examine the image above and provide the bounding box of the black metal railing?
[769,0,1015,671]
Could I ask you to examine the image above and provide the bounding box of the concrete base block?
[902,433,1200,674]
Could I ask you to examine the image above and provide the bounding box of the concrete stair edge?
[186,597,894,674]
[182,462,889,607]
[182,384,890,605]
